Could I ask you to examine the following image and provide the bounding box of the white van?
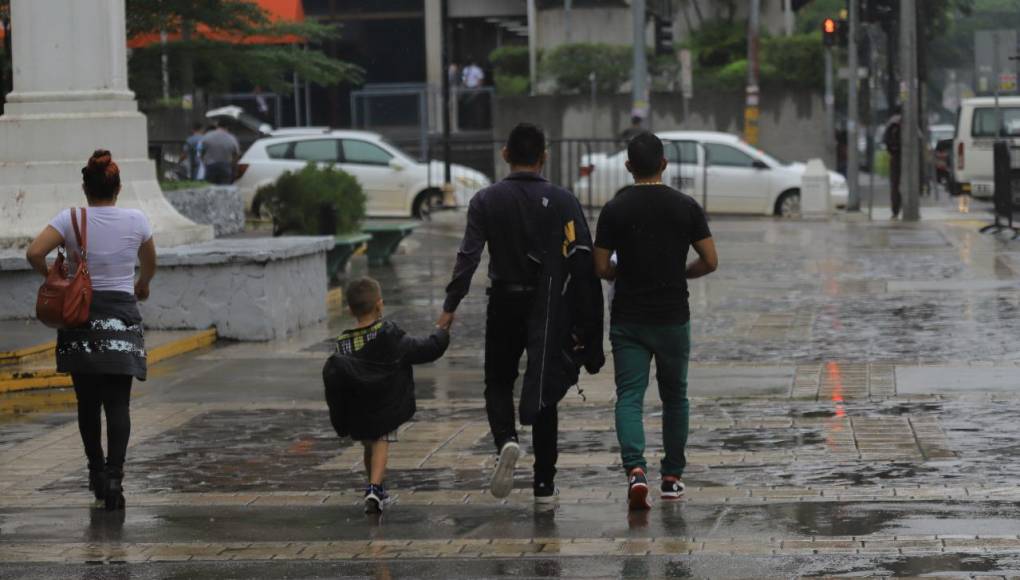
[953,96,1020,199]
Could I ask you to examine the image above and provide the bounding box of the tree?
[125,0,361,104]
[0,0,361,107]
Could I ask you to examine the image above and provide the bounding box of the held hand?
[135,280,151,301]
[436,310,455,331]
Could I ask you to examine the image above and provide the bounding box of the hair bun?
[88,149,113,170]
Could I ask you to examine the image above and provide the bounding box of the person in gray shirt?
[201,121,241,185]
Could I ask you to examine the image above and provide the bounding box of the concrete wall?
[493,88,833,168]
[675,0,790,39]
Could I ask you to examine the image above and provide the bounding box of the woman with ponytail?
[25,150,157,511]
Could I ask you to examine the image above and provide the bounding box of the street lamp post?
[847,0,861,211]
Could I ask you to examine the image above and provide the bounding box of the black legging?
[71,374,133,473]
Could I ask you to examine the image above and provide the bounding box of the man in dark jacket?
[437,123,604,503]
[323,277,449,513]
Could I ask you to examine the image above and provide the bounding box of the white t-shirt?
[49,207,153,294]
[462,65,484,89]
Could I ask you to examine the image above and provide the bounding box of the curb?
[0,329,218,394]
[0,340,56,365]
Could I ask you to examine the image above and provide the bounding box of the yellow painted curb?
[0,341,56,365]
[327,287,344,310]
[0,329,218,394]
[148,329,218,366]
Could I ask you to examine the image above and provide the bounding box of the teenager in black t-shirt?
[593,131,718,510]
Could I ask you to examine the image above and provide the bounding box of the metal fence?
[148,136,706,211]
[393,137,705,210]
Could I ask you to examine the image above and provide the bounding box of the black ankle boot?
[104,468,125,511]
[88,466,107,502]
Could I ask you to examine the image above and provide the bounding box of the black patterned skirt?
[56,291,147,380]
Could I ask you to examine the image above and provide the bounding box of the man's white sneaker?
[489,441,521,498]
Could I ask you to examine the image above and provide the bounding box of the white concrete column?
[11,0,130,98]
[424,0,442,132]
[0,0,212,249]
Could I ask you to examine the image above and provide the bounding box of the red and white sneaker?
[627,467,651,510]
[661,476,687,500]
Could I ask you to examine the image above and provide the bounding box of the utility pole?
[564,0,572,44]
[527,0,537,97]
[900,0,920,221]
[783,0,794,37]
[744,0,760,145]
[441,0,451,184]
[847,0,860,211]
[824,47,835,165]
[631,0,649,123]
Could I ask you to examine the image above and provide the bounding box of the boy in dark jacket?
[323,277,450,513]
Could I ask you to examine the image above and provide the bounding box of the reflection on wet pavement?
[6,208,1020,576]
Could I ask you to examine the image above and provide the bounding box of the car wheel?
[413,189,444,220]
[775,190,801,218]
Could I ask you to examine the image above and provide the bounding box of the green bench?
[362,220,420,266]
[327,232,372,280]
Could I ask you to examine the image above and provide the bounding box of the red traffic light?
[822,17,836,46]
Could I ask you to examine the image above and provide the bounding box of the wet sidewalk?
[4,205,1020,578]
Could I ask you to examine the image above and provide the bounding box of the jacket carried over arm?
[322,321,449,440]
[516,182,605,426]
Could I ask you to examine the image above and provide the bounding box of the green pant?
[610,321,691,477]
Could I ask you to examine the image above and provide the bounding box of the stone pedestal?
[0,0,212,249]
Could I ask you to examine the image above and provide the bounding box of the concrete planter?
[162,185,245,237]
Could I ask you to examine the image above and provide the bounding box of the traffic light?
[654,17,674,56]
[822,17,837,47]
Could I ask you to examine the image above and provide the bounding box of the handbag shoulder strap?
[70,207,88,261]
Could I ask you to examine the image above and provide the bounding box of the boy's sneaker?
[364,484,391,514]
[533,481,559,504]
[661,476,686,500]
[627,467,651,511]
[490,441,520,498]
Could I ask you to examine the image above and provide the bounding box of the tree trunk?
[1,17,11,115]
[180,20,195,98]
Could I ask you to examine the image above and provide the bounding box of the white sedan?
[573,131,848,217]
[234,130,491,218]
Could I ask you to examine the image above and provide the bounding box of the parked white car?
[235,130,491,217]
[952,96,1020,200]
[572,131,849,216]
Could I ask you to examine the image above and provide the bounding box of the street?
[4,203,1020,578]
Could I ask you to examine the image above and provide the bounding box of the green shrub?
[541,43,631,93]
[681,19,823,91]
[252,163,366,236]
[494,73,530,96]
[489,45,531,77]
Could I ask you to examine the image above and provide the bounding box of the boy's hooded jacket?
[323,321,449,440]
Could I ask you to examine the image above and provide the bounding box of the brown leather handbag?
[36,208,93,329]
